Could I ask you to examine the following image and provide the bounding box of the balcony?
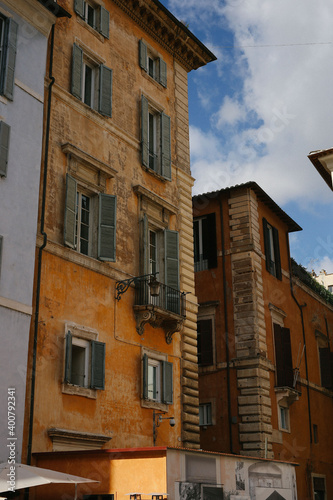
[134,278,186,343]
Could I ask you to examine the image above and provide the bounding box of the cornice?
[111,0,216,71]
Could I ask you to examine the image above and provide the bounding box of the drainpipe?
[219,196,234,454]
[287,234,312,443]
[26,24,55,473]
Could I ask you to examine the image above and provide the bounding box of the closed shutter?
[99,65,112,117]
[74,0,85,18]
[91,341,105,390]
[319,347,333,389]
[198,319,213,366]
[64,174,77,249]
[98,193,116,261]
[159,58,167,87]
[142,353,148,399]
[162,361,173,404]
[273,226,282,280]
[0,121,10,177]
[141,95,149,167]
[64,331,72,384]
[165,230,179,290]
[263,218,272,274]
[204,213,218,269]
[98,6,109,38]
[161,112,171,180]
[3,19,18,100]
[274,324,293,388]
[71,44,83,100]
[141,214,148,275]
[139,40,148,72]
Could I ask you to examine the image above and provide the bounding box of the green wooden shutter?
[162,361,173,404]
[3,19,18,100]
[91,341,105,390]
[74,0,85,18]
[98,193,116,261]
[71,44,83,100]
[205,213,218,269]
[64,331,72,384]
[141,95,149,167]
[143,354,148,399]
[263,218,272,273]
[98,6,109,38]
[99,65,112,117]
[64,174,77,249]
[139,40,148,72]
[141,214,149,275]
[165,230,179,290]
[159,58,167,87]
[161,112,171,180]
[273,226,282,280]
[0,121,10,177]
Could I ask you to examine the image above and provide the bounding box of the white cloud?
[213,96,247,128]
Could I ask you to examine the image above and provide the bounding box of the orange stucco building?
[193,182,333,500]
[23,0,216,478]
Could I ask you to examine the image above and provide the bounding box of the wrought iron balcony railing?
[135,278,186,317]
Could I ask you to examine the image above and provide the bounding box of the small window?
[74,0,110,38]
[141,95,171,180]
[199,403,212,426]
[0,15,18,100]
[193,214,217,271]
[312,475,326,500]
[263,218,282,279]
[71,44,113,117]
[142,353,173,405]
[64,174,117,261]
[278,405,290,432]
[139,40,167,87]
[64,331,105,390]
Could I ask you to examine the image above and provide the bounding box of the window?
[64,173,117,261]
[139,40,167,87]
[278,405,290,432]
[194,214,217,271]
[313,424,318,443]
[273,323,293,388]
[74,0,109,38]
[197,319,213,366]
[142,353,173,405]
[263,218,282,279]
[312,475,326,500]
[71,44,113,117]
[199,403,212,426]
[141,95,171,180]
[0,121,10,177]
[64,331,105,390]
[0,15,17,100]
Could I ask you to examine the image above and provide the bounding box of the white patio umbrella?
[0,462,98,499]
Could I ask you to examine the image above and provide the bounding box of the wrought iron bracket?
[115,273,157,301]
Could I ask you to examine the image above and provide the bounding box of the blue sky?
[160,0,333,274]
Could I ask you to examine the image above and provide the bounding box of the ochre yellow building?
[23,0,215,467]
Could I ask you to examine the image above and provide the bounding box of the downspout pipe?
[287,234,312,444]
[219,196,234,454]
[26,23,55,470]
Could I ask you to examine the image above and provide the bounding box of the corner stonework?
[229,188,273,458]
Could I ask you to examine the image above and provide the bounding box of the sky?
[160,0,333,275]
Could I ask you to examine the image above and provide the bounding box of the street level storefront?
[33,447,298,499]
